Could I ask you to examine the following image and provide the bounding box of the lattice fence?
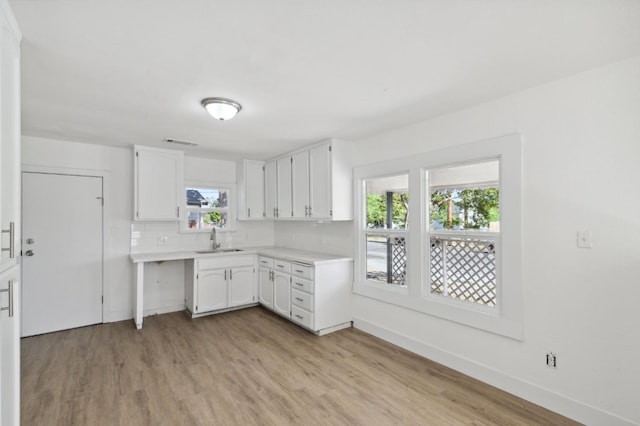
[391,237,406,284]
[430,236,496,307]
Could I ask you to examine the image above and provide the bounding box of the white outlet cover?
[577,231,592,248]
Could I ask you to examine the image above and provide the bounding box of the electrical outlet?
[577,231,592,248]
[546,352,557,368]
[158,236,168,245]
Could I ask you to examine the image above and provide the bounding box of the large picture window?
[353,134,522,339]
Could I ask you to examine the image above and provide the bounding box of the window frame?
[353,134,522,339]
[362,172,410,290]
[180,180,237,233]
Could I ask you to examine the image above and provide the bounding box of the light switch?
[577,231,592,248]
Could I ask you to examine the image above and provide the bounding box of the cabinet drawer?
[291,306,314,330]
[258,256,273,268]
[198,255,254,270]
[292,289,314,311]
[291,276,314,293]
[273,259,291,273]
[292,263,313,280]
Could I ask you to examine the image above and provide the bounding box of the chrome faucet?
[210,227,221,251]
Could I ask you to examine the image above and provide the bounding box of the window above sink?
[181,181,236,233]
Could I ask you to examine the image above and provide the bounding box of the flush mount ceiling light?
[201,97,242,121]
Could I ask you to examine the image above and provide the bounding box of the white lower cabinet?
[273,270,291,318]
[185,255,257,317]
[259,256,292,319]
[259,255,353,335]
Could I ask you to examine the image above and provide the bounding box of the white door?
[196,269,228,312]
[22,172,103,336]
[276,157,292,219]
[264,161,277,219]
[273,271,291,318]
[258,267,273,308]
[291,150,309,218]
[228,266,255,307]
[309,143,332,219]
[0,267,20,426]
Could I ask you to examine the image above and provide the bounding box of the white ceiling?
[9,0,640,160]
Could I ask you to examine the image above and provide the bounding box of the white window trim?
[353,134,522,340]
[180,180,237,233]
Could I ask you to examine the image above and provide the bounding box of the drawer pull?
[260,260,268,264]
[295,297,303,302]
[295,314,303,320]
[295,269,304,273]
[295,282,303,286]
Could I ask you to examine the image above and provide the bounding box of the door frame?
[21,164,110,323]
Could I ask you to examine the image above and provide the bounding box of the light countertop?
[130,246,352,266]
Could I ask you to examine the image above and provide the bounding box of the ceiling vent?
[163,138,198,147]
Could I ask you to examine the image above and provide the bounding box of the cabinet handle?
[308,206,312,217]
[294,314,303,320]
[295,297,303,302]
[176,206,180,218]
[0,280,14,317]
[225,270,227,280]
[248,208,251,218]
[230,269,233,280]
[295,282,303,287]
[305,206,308,217]
[295,269,304,273]
[1,222,15,258]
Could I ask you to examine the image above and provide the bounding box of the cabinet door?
[134,146,183,221]
[291,151,310,218]
[245,161,265,219]
[276,157,292,219]
[273,271,291,318]
[0,23,20,270]
[309,143,332,219]
[264,161,277,219]
[0,267,19,426]
[196,269,228,313]
[258,267,273,309]
[229,266,256,307]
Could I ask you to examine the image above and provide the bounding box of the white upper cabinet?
[0,5,20,272]
[237,159,265,220]
[264,160,277,219]
[133,145,184,221]
[270,139,353,221]
[291,150,310,219]
[276,156,292,219]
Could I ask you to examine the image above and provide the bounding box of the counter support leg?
[134,262,144,329]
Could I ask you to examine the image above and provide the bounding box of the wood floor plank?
[21,307,581,425]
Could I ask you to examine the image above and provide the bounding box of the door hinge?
[329,209,333,216]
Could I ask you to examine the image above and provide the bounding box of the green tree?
[430,188,499,229]
[367,192,409,228]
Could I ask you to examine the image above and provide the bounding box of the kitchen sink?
[195,249,243,254]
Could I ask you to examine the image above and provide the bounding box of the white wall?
[22,137,134,321]
[329,55,638,425]
[22,138,275,320]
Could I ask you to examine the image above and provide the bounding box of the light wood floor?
[22,307,580,426]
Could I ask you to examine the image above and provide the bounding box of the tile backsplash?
[130,220,275,253]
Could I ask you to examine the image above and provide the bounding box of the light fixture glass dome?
[201,97,242,120]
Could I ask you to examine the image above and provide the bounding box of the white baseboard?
[143,304,185,317]
[353,317,636,426]
[104,309,133,323]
